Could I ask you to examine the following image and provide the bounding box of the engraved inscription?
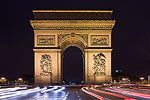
[91,35,109,46]
[37,35,55,45]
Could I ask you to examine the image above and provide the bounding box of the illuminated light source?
[92,88,136,100]
[115,70,119,73]
[81,87,104,100]
[1,77,6,80]
[122,78,126,81]
[18,78,23,81]
[41,86,58,93]
[0,77,7,83]
[0,87,47,99]
[140,77,144,80]
[105,88,150,99]
[0,87,27,96]
[54,86,65,92]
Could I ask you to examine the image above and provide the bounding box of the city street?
[0,86,97,100]
[0,85,150,100]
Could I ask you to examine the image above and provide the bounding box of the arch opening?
[63,46,83,84]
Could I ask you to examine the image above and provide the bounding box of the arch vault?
[30,10,115,84]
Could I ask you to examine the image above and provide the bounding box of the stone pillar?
[34,49,61,84]
[84,49,112,84]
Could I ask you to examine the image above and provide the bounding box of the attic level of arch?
[32,10,113,20]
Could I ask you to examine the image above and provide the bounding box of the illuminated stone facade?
[30,10,115,84]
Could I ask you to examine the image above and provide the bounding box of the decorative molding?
[33,49,61,53]
[58,34,69,42]
[78,34,88,43]
[84,49,112,53]
[30,20,115,30]
[33,10,113,13]
[34,30,112,34]
[58,33,88,43]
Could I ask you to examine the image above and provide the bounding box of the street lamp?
[18,78,23,81]
[1,77,5,80]
[0,77,7,84]
[140,77,144,83]
[17,78,23,84]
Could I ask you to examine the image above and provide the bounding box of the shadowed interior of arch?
[63,46,83,84]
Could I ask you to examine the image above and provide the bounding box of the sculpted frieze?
[91,35,109,46]
[58,33,88,43]
[93,53,106,75]
[37,35,55,46]
[40,54,52,75]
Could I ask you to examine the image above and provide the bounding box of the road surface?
[1,85,150,100]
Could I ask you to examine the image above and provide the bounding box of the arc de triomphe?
[30,10,115,84]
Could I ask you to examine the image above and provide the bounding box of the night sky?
[0,0,150,81]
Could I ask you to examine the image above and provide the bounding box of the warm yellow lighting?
[122,78,126,81]
[1,77,5,80]
[18,78,23,81]
[140,77,144,80]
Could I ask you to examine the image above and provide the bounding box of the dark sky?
[0,0,150,80]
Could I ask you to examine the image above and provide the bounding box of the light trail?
[54,86,65,93]
[105,88,150,99]
[81,87,104,100]
[91,88,136,100]
[63,91,70,100]
[0,87,27,96]
[0,87,47,99]
[0,86,66,99]
[0,87,27,92]
[41,86,58,93]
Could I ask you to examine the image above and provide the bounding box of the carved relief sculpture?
[91,35,109,46]
[40,54,52,75]
[37,35,55,46]
[58,34,88,43]
[93,53,106,75]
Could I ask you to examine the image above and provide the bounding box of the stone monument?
[30,10,115,84]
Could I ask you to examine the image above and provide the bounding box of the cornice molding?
[84,49,112,52]
[33,49,61,53]
[33,10,113,13]
[30,20,115,30]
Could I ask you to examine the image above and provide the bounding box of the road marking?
[76,91,81,100]
[63,91,70,100]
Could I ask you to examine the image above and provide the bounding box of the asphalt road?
[92,87,150,100]
[3,87,98,100]
[1,86,150,100]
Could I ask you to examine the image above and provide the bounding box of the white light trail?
[0,87,26,92]
[54,86,65,93]
[0,87,27,96]
[0,87,47,99]
[41,86,58,93]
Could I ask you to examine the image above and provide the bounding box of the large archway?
[63,46,83,84]
[31,10,115,84]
